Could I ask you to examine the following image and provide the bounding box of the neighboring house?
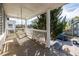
[71,19,79,36]
[65,19,79,36]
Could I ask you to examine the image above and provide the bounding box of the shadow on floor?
[16,39,51,56]
[15,39,72,56]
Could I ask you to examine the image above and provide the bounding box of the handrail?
[27,28,47,33]
[25,28,47,44]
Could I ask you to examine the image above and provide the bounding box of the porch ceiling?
[3,3,65,19]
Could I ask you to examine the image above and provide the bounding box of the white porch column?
[46,10,51,48]
[25,20,27,34]
[6,19,8,35]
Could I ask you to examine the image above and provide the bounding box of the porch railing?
[25,28,47,44]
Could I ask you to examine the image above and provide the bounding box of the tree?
[50,7,67,39]
[31,7,67,40]
[32,13,46,30]
[74,16,79,20]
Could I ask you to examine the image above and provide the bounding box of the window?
[8,24,13,28]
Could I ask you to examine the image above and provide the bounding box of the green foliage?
[32,13,46,30]
[32,7,67,40]
[74,16,79,19]
[50,7,67,39]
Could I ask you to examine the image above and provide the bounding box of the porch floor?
[0,29,72,56]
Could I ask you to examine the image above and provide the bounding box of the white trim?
[0,33,5,41]
[46,10,51,48]
[0,32,6,49]
[28,28,47,33]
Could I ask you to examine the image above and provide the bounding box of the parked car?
[56,33,69,41]
[73,40,79,45]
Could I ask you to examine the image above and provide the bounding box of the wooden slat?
[0,51,10,56]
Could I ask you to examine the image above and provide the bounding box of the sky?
[10,3,79,25]
[27,17,37,25]
[62,3,79,20]
[9,18,25,25]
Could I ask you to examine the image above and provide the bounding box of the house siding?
[0,3,7,49]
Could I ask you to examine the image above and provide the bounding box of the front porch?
[1,3,79,56]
